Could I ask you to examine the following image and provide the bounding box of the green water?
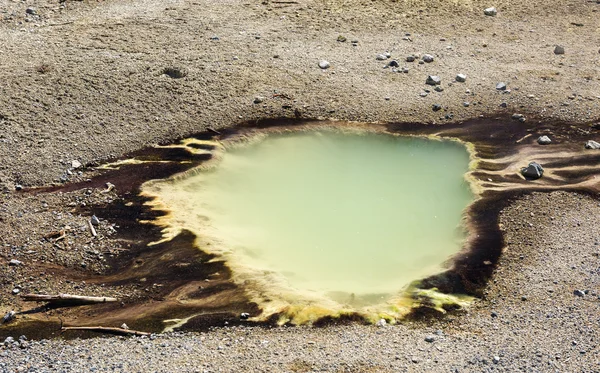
[152,131,473,308]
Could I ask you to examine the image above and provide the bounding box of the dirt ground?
[1,0,600,371]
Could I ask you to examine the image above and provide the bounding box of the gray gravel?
[1,192,598,372]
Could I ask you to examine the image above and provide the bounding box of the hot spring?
[143,129,475,323]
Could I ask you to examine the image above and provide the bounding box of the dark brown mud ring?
[4,115,600,338]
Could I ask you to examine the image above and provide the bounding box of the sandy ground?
[1,0,600,371]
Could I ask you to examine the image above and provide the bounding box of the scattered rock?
[90,215,100,226]
[425,335,435,343]
[521,162,544,180]
[240,313,250,320]
[573,289,585,297]
[432,104,442,111]
[387,60,400,68]
[71,160,82,169]
[422,54,434,63]
[463,102,470,107]
[121,323,129,330]
[25,7,36,15]
[512,113,524,120]
[253,96,265,104]
[554,45,565,55]
[406,55,416,62]
[376,54,388,61]
[455,74,467,82]
[1,311,16,324]
[4,337,14,346]
[12,288,20,295]
[8,259,22,266]
[15,184,23,191]
[484,7,497,16]
[318,60,330,69]
[537,135,551,145]
[496,82,507,91]
[162,67,187,79]
[376,318,386,327]
[426,75,441,85]
[336,35,347,42]
[493,356,501,364]
[420,92,428,97]
[585,140,600,149]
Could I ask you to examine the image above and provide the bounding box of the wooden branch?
[21,293,118,304]
[61,326,150,337]
[88,219,97,237]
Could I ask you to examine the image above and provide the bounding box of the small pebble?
[318,60,330,69]
[422,54,434,63]
[496,82,507,91]
[537,135,551,145]
[484,7,497,16]
[554,45,565,55]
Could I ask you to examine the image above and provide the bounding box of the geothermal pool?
[145,131,474,320]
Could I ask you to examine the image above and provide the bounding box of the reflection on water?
[144,131,474,322]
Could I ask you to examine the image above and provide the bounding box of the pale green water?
[149,131,473,309]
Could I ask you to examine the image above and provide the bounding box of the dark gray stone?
[554,45,565,55]
[387,60,400,68]
[456,73,467,82]
[425,335,435,343]
[432,104,442,111]
[422,54,434,63]
[426,75,441,85]
[537,136,551,145]
[496,82,507,91]
[406,55,416,62]
[521,162,544,180]
[574,289,585,297]
[90,215,100,226]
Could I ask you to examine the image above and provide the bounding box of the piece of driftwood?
[21,293,117,304]
[88,219,97,237]
[61,326,150,337]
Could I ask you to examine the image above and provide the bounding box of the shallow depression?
[144,130,475,322]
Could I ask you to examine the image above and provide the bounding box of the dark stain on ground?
[5,115,600,337]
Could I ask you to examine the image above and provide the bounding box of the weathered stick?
[61,326,150,337]
[21,293,117,304]
[88,220,97,237]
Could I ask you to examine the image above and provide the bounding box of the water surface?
[146,131,473,317]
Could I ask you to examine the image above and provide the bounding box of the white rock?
[318,60,330,69]
[71,160,82,169]
[484,7,497,16]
